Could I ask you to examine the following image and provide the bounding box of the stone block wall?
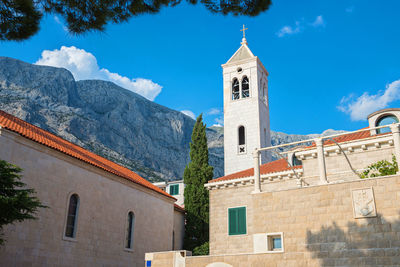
[204,174,400,266]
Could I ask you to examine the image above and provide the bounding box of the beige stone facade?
[0,128,182,266]
[148,174,400,266]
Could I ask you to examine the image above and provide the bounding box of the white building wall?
[223,57,271,175]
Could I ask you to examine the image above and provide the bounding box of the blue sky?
[2,0,400,134]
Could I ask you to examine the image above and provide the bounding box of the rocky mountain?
[0,57,344,182]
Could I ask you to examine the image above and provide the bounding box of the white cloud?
[35,46,162,101]
[207,108,221,115]
[181,110,196,120]
[277,15,325,37]
[338,80,400,121]
[214,117,224,126]
[277,21,301,37]
[311,15,325,28]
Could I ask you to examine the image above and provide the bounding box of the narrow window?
[242,77,250,98]
[264,128,267,146]
[232,78,240,100]
[169,184,179,195]
[238,126,245,145]
[65,194,79,238]
[228,207,246,235]
[126,212,135,249]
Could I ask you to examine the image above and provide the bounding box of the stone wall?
[205,174,400,266]
[174,209,185,250]
[0,130,175,267]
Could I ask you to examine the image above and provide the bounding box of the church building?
[146,30,400,267]
[0,110,184,266]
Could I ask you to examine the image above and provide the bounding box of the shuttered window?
[169,184,179,195]
[228,207,246,235]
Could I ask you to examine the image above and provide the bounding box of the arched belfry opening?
[232,78,240,100]
[241,76,249,98]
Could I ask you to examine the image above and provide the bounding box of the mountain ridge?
[0,57,345,181]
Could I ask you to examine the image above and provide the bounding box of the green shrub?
[192,242,209,256]
[360,155,398,178]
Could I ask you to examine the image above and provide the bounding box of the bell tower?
[222,26,271,175]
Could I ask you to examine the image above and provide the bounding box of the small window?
[242,77,250,98]
[126,212,135,249]
[232,79,240,100]
[238,126,245,145]
[65,194,79,238]
[169,184,179,195]
[228,207,246,235]
[376,115,399,134]
[292,154,302,166]
[267,233,284,252]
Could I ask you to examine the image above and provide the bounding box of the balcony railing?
[251,123,400,193]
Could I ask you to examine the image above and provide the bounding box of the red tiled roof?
[308,127,371,148]
[0,110,175,200]
[209,158,302,183]
[174,204,185,213]
[307,127,390,148]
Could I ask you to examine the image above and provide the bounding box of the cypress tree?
[183,114,213,253]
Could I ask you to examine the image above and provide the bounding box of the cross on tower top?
[240,24,248,38]
[240,24,248,45]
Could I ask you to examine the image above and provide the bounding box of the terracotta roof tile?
[210,158,302,183]
[307,127,390,148]
[0,110,175,200]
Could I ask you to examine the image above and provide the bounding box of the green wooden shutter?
[228,208,237,235]
[237,207,246,234]
[169,184,179,195]
[228,207,246,235]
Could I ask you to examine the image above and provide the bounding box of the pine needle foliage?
[0,159,46,245]
[0,0,272,41]
[183,114,213,253]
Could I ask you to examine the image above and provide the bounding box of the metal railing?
[251,123,400,193]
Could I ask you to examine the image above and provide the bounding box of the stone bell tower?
[222,26,271,175]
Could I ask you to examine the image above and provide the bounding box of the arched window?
[125,211,135,249]
[65,194,79,238]
[238,126,245,145]
[232,79,240,100]
[263,84,265,97]
[292,154,302,166]
[376,115,399,134]
[242,77,250,98]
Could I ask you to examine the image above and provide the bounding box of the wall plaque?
[351,187,376,218]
